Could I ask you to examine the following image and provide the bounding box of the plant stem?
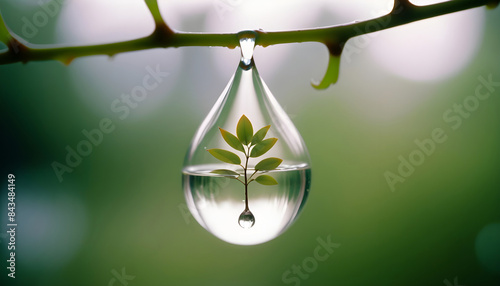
[244,146,250,211]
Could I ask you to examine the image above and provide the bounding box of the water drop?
[182,30,311,245]
[238,210,255,229]
[239,31,256,69]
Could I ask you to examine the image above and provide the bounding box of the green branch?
[144,0,164,25]
[0,0,498,87]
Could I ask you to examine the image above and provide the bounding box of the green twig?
[0,0,497,86]
[243,148,250,211]
[144,0,164,25]
[208,115,281,220]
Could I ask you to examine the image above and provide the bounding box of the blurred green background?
[1,0,500,285]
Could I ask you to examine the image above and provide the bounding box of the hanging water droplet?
[238,210,255,229]
[239,31,256,69]
[182,30,312,245]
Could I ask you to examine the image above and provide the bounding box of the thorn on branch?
[58,55,75,66]
[311,42,344,90]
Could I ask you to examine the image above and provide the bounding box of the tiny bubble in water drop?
[238,210,255,229]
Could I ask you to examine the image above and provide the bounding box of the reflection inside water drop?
[238,210,255,229]
[181,30,311,245]
[183,164,310,245]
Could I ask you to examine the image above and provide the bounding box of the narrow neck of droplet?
[238,31,257,70]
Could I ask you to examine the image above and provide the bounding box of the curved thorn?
[311,43,344,90]
[311,54,341,89]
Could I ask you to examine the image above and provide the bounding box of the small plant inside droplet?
[207,115,282,229]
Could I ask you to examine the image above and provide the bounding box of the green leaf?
[250,138,277,157]
[251,125,270,145]
[219,128,244,152]
[211,169,240,177]
[207,149,241,165]
[255,175,278,185]
[236,115,253,145]
[255,157,283,171]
